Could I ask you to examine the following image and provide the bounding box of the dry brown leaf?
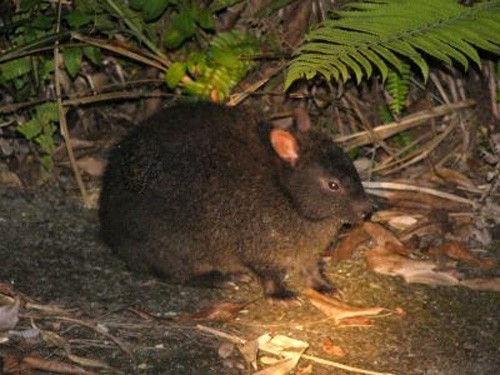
[182,302,245,321]
[371,210,421,223]
[428,241,496,269]
[387,215,419,231]
[336,317,375,327]
[362,222,403,247]
[0,294,20,335]
[75,156,105,177]
[394,307,407,317]
[0,170,22,187]
[365,248,460,286]
[304,288,386,322]
[53,138,96,160]
[255,358,297,375]
[67,353,111,371]
[218,342,236,359]
[322,338,347,357]
[256,335,309,374]
[332,225,370,261]
[296,363,314,374]
[22,356,97,374]
[0,283,16,296]
[2,353,23,375]
[378,191,470,212]
[460,278,500,292]
[426,167,476,189]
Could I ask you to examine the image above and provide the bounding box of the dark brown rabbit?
[99,102,371,301]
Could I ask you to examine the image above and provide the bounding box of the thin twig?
[72,33,168,70]
[54,316,134,360]
[300,354,395,375]
[374,115,460,174]
[335,100,476,150]
[53,1,90,206]
[363,181,475,207]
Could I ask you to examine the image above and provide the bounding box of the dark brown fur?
[99,102,370,300]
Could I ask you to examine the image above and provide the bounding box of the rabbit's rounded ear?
[270,129,299,166]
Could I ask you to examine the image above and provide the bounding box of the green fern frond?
[285,0,500,89]
[183,31,259,101]
[386,62,411,116]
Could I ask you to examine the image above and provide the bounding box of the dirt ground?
[0,185,499,375]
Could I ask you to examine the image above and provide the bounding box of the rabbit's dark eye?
[328,181,339,190]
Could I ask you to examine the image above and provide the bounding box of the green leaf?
[211,49,240,68]
[166,62,186,88]
[130,0,170,21]
[379,104,394,124]
[173,11,197,37]
[40,154,54,171]
[82,46,101,65]
[210,0,244,13]
[20,0,40,12]
[65,9,93,28]
[255,0,298,17]
[196,7,215,30]
[37,128,57,154]
[64,9,92,30]
[63,47,82,78]
[164,28,185,49]
[31,15,54,30]
[163,12,197,49]
[36,102,59,123]
[17,119,41,140]
[0,57,32,82]
[39,59,55,81]
[386,62,411,116]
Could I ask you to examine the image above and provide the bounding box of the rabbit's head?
[270,129,371,223]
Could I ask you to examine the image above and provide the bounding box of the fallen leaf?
[0,170,22,187]
[372,190,471,211]
[332,225,370,261]
[181,302,246,321]
[460,277,500,292]
[428,241,496,269]
[257,335,309,374]
[336,317,375,327]
[67,353,112,371]
[371,210,421,223]
[364,248,460,286]
[22,355,97,375]
[362,222,403,247]
[255,357,297,375]
[296,363,314,374]
[394,307,407,317]
[304,288,386,322]
[238,333,271,368]
[75,156,106,177]
[387,215,419,231]
[426,167,476,189]
[2,353,22,375]
[322,338,347,357]
[218,341,235,359]
[0,295,20,339]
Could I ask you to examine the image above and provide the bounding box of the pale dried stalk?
[335,100,475,150]
[363,181,475,207]
[54,1,90,206]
